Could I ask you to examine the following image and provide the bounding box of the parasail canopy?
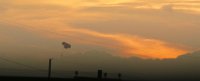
[62,42,71,49]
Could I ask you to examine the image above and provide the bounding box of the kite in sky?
[62,42,71,49]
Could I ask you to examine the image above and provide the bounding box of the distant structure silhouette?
[98,70,103,79]
[118,73,122,80]
[74,71,79,78]
[104,72,108,79]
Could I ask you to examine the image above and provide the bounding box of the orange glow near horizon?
[2,19,189,59]
[60,27,189,59]
[2,20,188,59]
[0,18,190,59]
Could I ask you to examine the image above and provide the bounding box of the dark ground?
[0,76,127,81]
[1,76,200,81]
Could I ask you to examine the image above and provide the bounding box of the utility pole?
[48,58,52,79]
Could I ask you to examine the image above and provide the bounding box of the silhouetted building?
[97,70,103,79]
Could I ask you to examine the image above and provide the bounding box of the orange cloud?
[0,19,189,59]
[0,0,192,59]
[59,27,189,59]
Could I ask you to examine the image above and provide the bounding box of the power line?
[0,56,47,72]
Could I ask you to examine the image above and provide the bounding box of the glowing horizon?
[0,19,189,59]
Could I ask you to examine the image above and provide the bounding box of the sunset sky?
[0,0,200,79]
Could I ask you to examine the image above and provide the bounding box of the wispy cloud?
[59,27,189,59]
[1,19,188,59]
[0,0,197,59]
